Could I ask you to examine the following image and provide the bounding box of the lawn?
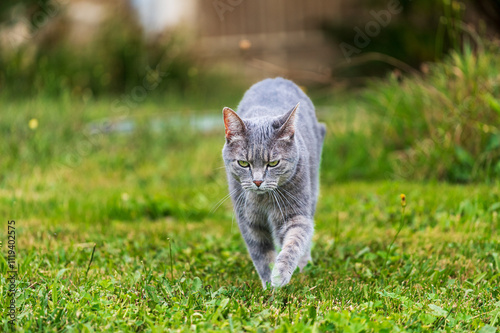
[0,89,499,332]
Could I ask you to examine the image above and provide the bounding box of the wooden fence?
[196,0,343,37]
[194,0,350,81]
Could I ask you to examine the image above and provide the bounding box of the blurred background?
[1,0,500,223]
[1,3,499,330]
[1,0,499,95]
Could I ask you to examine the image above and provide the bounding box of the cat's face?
[222,104,299,194]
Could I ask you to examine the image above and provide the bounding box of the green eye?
[238,160,249,167]
[268,160,280,167]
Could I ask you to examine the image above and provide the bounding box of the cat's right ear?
[223,107,246,143]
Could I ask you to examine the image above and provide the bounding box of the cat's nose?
[253,180,263,187]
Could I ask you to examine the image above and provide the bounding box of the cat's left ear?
[277,102,299,141]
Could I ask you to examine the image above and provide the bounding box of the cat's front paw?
[298,252,312,272]
[271,262,293,288]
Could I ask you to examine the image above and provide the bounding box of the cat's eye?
[268,160,280,167]
[238,160,250,167]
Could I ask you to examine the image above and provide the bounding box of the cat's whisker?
[231,191,246,232]
[270,191,277,221]
[268,191,281,237]
[281,189,303,216]
[273,191,287,239]
[210,188,238,214]
[280,187,309,208]
[239,192,249,230]
[276,188,303,216]
[271,189,287,228]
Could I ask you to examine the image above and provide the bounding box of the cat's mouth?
[242,182,277,193]
[247,186,274,194]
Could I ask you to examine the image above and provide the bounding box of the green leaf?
[56,268,70,279]
[489,203,500,212]
[485,93,500,115]
[51,282,58,308]
[146,286,159,303]
[0,252,8,271]
[98,279,113,289]
[495,161,500,176]
[308,305,317,321]
[355,246,371,258]
[429,304,448,316]
[192,277,202,291]
[219,298,230,310]
[473,272,487,285]
[486,135,500,152]
[478,325,497,333]
[492,253,500,273]
[454,146,474,167]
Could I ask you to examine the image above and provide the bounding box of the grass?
[365,42,500,182]
[1,179,500,332]
[1,92,499,332]
[1,43,500,331]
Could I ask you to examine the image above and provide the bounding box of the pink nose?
[253,180,263,187]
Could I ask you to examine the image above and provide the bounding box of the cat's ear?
[277,102,299,141]
[223,107,246,142]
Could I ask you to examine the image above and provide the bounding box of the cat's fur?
[222,78,326,288]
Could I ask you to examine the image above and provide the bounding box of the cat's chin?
[248,188,271,194]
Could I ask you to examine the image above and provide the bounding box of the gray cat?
[222,78,326,288]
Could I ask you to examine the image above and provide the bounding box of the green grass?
[364,42,500,182]
[1,43,500,331]
[2,180,500,332]
[1,92,499,332]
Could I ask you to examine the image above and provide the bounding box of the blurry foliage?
[321,128,391,182]
[0,0,52,21]
[2,41,499,184]
[1,1,499,184]
[318,0,500,182]
[0,2,232,100]
[1,28,192,98]
[473,0,500,31]
[365,41,500,182]
[323,0,493,77]
[323,0,439,76]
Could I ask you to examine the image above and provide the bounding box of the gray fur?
[222,78,326,288]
